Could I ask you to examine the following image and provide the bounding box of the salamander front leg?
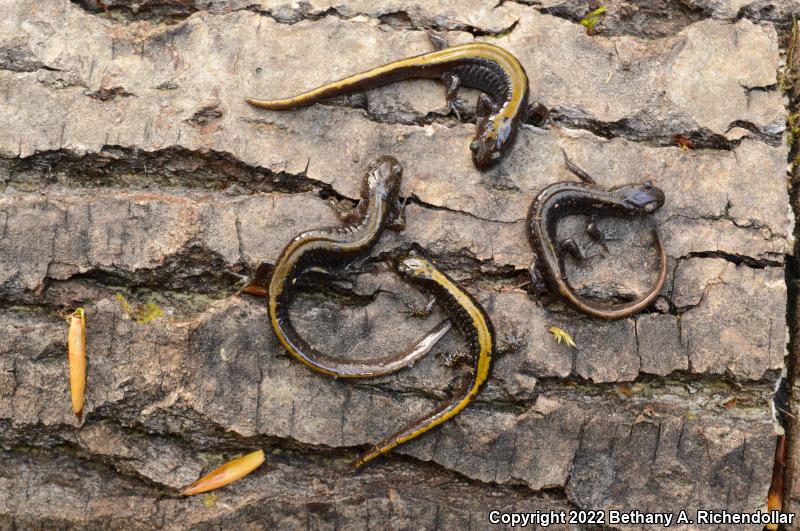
[238,263,274,297]
[401,296,437,318]
[386,196,408,232]
[586,217,614,253]
[225,269,251,290]
[524,102,549,127]
[475,93,497,119]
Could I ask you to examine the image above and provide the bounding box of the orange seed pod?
[67,308,86,421]
[181,450,265,496]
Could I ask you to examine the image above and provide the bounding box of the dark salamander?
[268,155,449,378]
[527,181,668,320]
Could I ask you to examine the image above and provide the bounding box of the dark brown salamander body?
[527,181,668,320]
[269,155,449,378]
[352,254,494,467]
[245,43,530,168]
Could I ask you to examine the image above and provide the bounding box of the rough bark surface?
[1,0,797,529]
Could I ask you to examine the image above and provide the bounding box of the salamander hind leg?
[559,238,603,263]
[528,256,548,296]
[441,73,467,121]
[560,237,607,266]
[560,239,584,260]
[439,349,473,369]
[295,266,355,290]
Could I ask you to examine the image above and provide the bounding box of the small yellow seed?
[548,326,576,348]
[67,308,86,421]
[181,450,265,496]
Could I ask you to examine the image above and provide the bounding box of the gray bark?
[1,0,797,529]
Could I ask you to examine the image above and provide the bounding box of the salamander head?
[366,155,403,200]
[613,181,665,214]
[396,254,436,281]
[470,117,514,169]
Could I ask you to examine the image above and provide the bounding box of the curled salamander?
[526,154,667,319]
[352,253,494,467]
[269,155,449,377]
[245,42,532,169]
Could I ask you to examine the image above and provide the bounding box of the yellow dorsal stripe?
[388,265,492,448]
[247,42,527,120]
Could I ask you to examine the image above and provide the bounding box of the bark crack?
[70,0,523,38]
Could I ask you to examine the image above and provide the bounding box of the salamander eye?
[470,141,480,153]
[643,180,653,189]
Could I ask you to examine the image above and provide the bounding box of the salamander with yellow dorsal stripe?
[245,42,531,169]
[352,253,495,467]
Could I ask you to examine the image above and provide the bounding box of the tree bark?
[1,0,797,528]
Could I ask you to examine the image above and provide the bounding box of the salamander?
[245,42,531,169]
[352,253,494,467]
[527,180,668,320]
[269,155,449,377]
